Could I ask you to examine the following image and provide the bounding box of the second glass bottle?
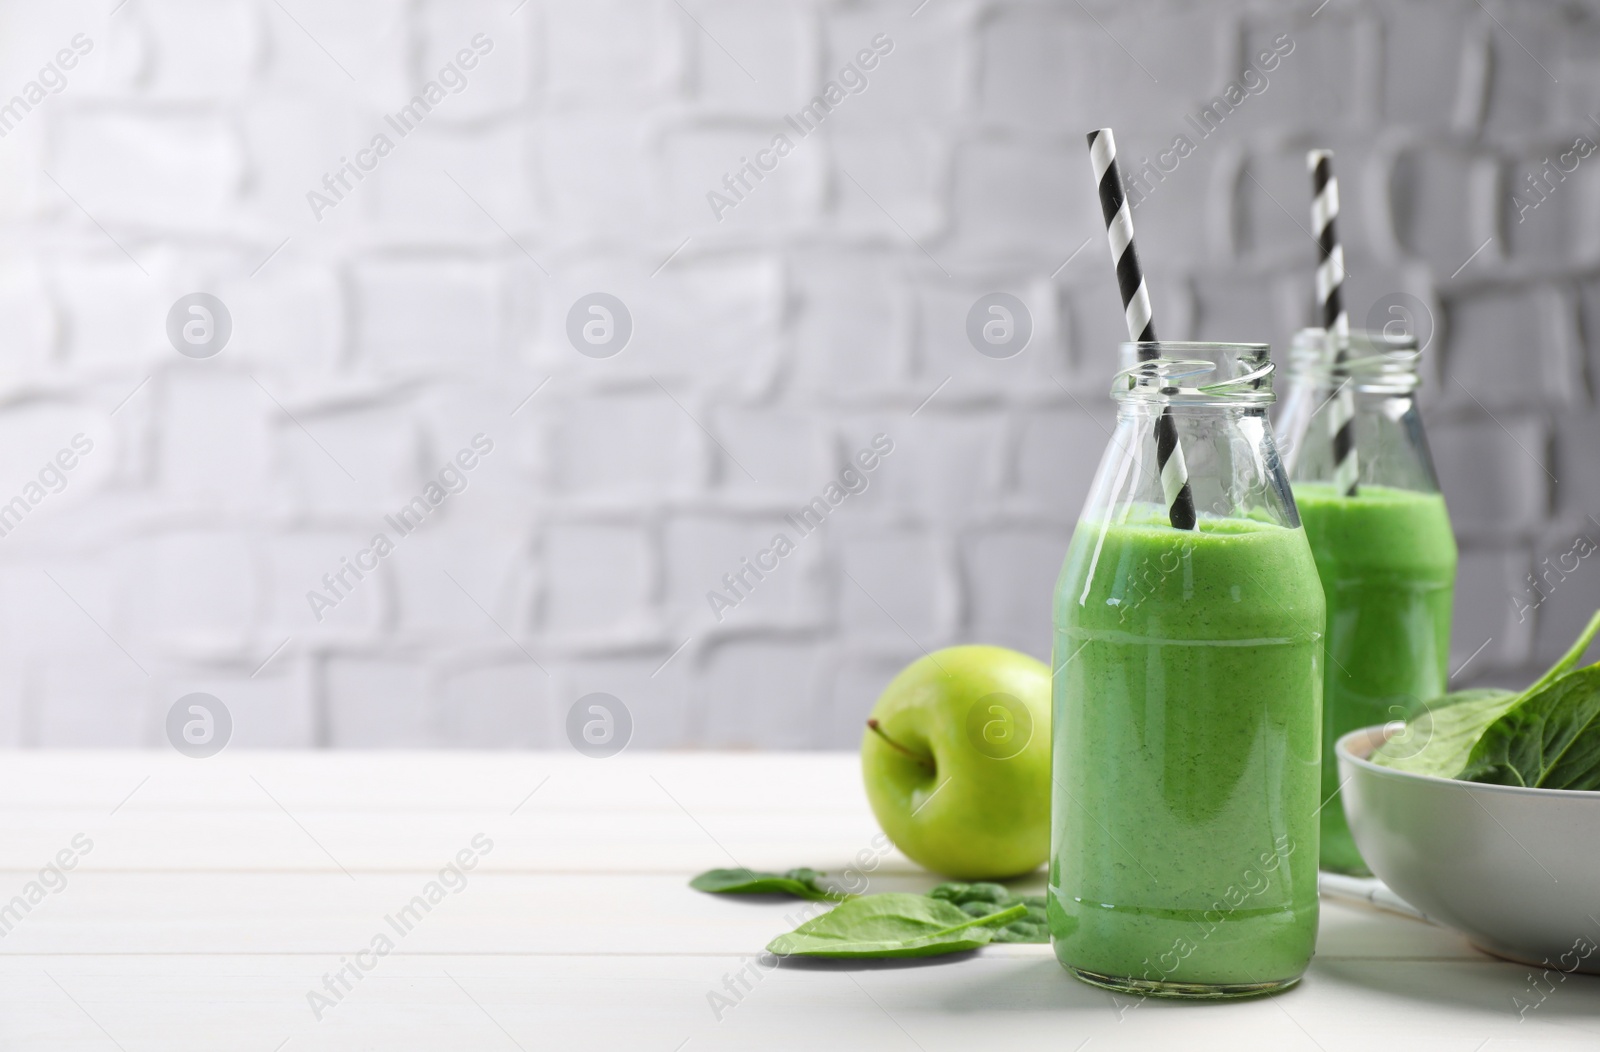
[1276,328,1457,876]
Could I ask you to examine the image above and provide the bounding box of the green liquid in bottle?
[1293,483,1456,875]
[1050,516,1324,996]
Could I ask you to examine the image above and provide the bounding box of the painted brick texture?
[0,0,1592,747]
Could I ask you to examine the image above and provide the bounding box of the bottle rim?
[1113,341,1275,406]
[1289,327,1423,391]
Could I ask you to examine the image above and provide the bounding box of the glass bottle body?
[1278,330,1457,876]
[1050,344,1323,998]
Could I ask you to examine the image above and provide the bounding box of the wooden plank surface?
[0,751,1592,1051]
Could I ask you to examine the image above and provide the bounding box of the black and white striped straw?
[1309,149,1359,497]
[1088,128,1195,531]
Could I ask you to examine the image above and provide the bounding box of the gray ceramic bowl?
[1337,725,1600,973]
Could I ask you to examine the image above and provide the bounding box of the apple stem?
[866,719,936,771]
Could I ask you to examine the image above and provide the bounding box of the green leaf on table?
[689,867,843,901]
[928,881,1009,906]
[1371,688,1518,777]
[765,893,1027,958]
[929,882,1049,943]
[1461,666,1600,790]
[988,896,1048,943]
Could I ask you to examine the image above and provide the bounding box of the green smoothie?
[1294,483,1456,875]
[1050,515,1323,993]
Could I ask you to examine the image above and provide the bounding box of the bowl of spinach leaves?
[1336,611,1600,973]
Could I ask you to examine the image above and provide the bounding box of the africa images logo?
[705,33,894,222]
[0,33,93,138]
[305,435,495,621]
[166,293,232,359]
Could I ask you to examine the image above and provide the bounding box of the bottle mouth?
[1289,328,1423,391]
[1113,342,1275,406]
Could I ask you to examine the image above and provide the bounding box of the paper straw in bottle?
[1309,148,1359,497]
[1087,128,1196,531]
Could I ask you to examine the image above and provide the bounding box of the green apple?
[861,645,1051,880]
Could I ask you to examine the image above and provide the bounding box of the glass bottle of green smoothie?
[1050,343,1324,999]
[1277,329,1456,876]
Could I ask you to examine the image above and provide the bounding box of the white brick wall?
[0,0,1593,748]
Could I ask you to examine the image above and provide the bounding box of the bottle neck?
[1276,380,1440,494]
[1084,401,1298,531]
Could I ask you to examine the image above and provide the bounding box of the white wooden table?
[0,752,1594,1051]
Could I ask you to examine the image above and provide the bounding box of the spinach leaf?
[765,893,1027,958]
[992,922,1047,943]
[928,881,1009,906]
[1373,609,1600,778]
[1371,689,1518,777]
[1523,609,1600,695]
[929,882,1049,943]
[1461,666,1600,790]
[1405,686,1517,716]
[689,867,844,901]
[690,871,1050,947]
